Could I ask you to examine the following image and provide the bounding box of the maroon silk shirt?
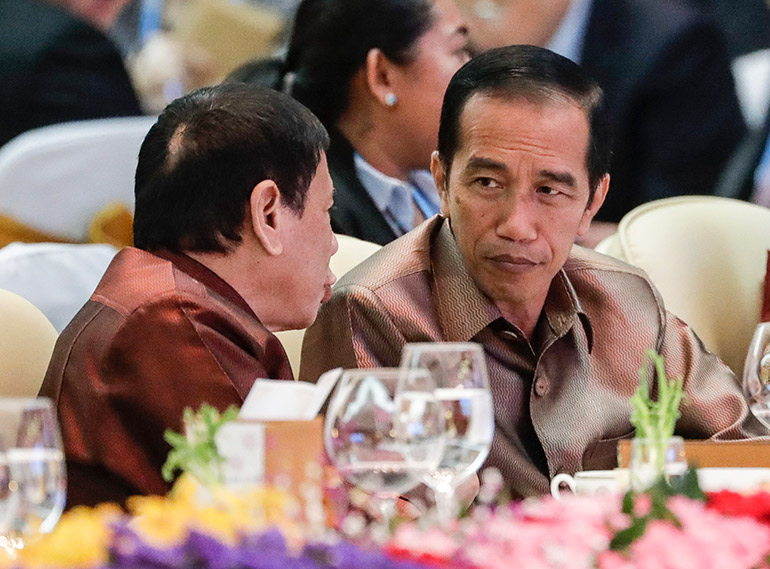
[40,248,293,507]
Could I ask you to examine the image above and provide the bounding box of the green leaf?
[610,516,648,551]
[160,403,240,485]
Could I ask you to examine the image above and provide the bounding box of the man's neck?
[496,292,549,341]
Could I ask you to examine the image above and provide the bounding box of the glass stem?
[433,486,457,526]
[378,498,396,533]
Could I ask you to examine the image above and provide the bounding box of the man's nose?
[496,195,538,242]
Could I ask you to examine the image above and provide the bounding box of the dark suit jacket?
[687,0,770,58]
[40,248,293,507]
[0,0,142,147]
[326,129,398,246]
[581,0,747,222]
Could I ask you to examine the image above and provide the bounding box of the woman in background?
[234,0,470,245]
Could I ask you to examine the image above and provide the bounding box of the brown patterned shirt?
[301,216,767,497]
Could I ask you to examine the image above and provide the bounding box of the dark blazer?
[687,0,770,58]
[0,0,142,147]
[714,115,770,201]
[581,0,747,222]
[326,129,398,246]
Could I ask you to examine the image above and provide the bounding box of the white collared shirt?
[353,153,441,236]
[546,0,593,64]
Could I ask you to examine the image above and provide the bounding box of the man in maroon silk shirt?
[40,84,338,507]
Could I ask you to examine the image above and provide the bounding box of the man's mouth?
[487,254,540,272]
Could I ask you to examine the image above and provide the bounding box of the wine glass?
[324,368,445,528]
[400,342,494,524]
[0,438,18,555]
[0,398,66,544]
[743,322,770,429]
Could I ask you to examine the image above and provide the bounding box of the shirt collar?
[431,218,593,350]
[353,152,411,213]
[353,153,441,233]
[151,249,259,320]
[546,0,593,64]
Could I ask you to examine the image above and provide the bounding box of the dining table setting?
[5,336,770,568]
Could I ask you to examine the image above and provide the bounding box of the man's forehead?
[452,92,591,164]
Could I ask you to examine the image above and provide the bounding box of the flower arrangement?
[388,491,770,569]
[4,474,430,569]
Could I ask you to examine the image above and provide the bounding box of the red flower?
[706,490,770,525]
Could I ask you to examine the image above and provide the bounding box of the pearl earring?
[384,93,398,106]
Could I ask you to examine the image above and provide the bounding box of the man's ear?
[430,151,451,217]
[249,179,284,256]
[364,48,398,107]
[577,174,610,236]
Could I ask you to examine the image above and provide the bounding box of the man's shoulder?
[89,248,190,316]
[564,245,661,306]
[333,219,437,295]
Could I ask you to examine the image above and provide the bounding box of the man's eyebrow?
[465,156,509,173]
[540,169,576,187]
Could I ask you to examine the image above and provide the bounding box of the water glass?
[0,398,66,542]
[629,436,687,491]
[400,342,494,523]
[324,368,445,526]
[742,322,770,429]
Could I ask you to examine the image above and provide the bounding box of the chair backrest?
[0,116,156,242]
[0,289,58,397]
[595,196,770,376]
[274,235,382,378]
[0,242,118,332]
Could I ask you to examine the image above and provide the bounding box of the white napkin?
[238,368,342,421]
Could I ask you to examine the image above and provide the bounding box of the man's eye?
[538,186,560,195]
[475,177,501,189]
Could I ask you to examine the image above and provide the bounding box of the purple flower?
[109,524,189,569]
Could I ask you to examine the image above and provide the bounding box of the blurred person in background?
[457,0,746,242]
[230,0,470,245]
[0,0,143,147]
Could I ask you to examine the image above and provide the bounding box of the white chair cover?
[0,242,117,332]
[274,235,382,378]
[0,116,156,242]
[595,196,770,376]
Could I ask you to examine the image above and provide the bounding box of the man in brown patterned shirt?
[301,45,767,497]
[42,84,338,506]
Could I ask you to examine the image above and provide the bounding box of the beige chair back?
[595,196,770,376]
[274,235,382,378]
[0,289,58,397]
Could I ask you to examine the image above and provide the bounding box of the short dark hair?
[438,45,611,195]
[133,83,329,253]
[281,0,435,126]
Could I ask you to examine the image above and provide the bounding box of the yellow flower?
[128,475,303,548]
[9,504,120,569]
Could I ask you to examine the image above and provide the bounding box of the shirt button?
[534,376,549,397]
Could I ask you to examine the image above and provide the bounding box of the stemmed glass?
[401,342,494,524]
[0,439,17,554]
[743,322,770,429]
[0,398,66,545]
[324,368,445,528]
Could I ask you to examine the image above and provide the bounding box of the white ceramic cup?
[550,469,630,499]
